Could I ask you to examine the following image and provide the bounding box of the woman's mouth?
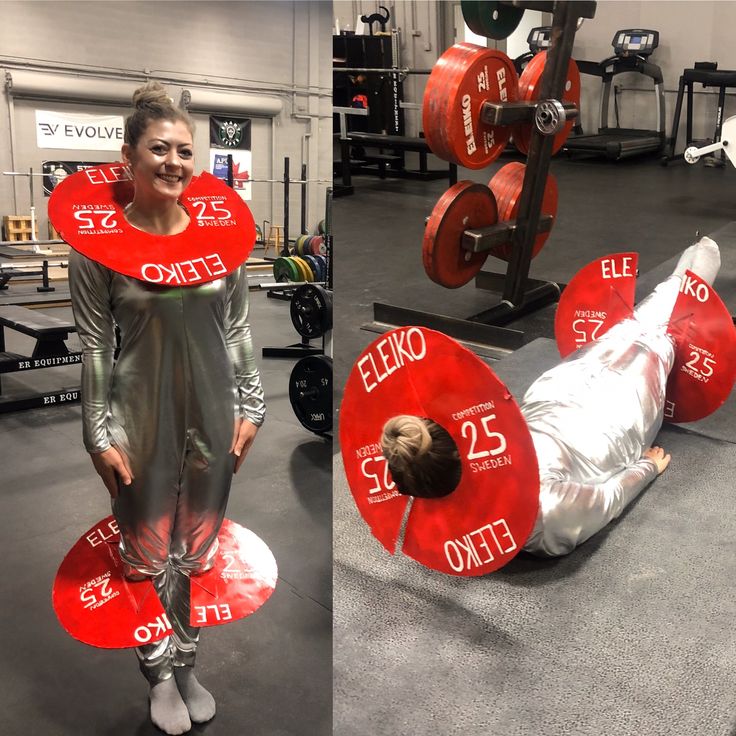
[157,173,182,184]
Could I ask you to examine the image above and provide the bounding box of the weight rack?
[364,0,597,356]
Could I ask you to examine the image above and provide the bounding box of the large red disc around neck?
[340,327,540,576]
[53,516,277,647]
[555,252,638,358]
[48,163,255,285]
[665,270,736,423]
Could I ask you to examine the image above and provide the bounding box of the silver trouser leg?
[115,426,234,678]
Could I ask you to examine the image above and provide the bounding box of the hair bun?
[132,81,172,111]
[381,415,432,473]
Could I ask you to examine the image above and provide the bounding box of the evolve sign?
[36,110,124,151]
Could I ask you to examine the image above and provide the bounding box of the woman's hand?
[644,445,671,474]
[90,446,134,499]
[231,417,260,474]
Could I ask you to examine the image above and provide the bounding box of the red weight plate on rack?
[423,43,519,169]
[488,163,558,261]
[554,253,638,358]
[189,519,278,628]
[340,327,540,576]
[511,51,581,156]
[664,270,736,423]
[423,181,498,289]
[52,516,173,649]
[48,163,255,285]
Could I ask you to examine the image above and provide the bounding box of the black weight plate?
[290,284,332,338]
[289,355,332,434]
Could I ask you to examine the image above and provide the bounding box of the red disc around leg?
[53,517,277,646]
[423,181,497,289]
[52,516,173,649]
[488,163,558,261]
[48,163,255,284]
[340,327,540,576]
[664,270,736,423]
[423,43,519,169]
[189,519,278,628]
[554,253,638,358]
[511,52,581,156]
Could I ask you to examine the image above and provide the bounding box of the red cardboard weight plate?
[52,516,173,649]
[48,163,255,285]
[555,253,638,358]
[189,519,278,628]
[340,327,540,576]
[53,516,276,647]
[665,270,736,423]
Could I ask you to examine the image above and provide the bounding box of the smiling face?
[122,118,194,205]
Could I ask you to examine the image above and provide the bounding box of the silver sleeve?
[225,265,266,426]
[68,249,115,454]
[529,458,659,556]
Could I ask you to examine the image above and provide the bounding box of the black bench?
[336,132,458,188]
[0,244,56,292]
[0,305,81,412]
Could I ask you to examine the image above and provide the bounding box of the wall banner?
[35,110,124,151]
[209,116,252,150]
[42,161,99,196]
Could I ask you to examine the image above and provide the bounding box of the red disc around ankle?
[555,252,638,358]
[52,516,173,649]
[665,270,736,423]
[53,516,277,647]
[189,519,278,628]
[48,163,255,284]
[340,327,539,576]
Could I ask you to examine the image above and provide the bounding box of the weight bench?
[0,305,82,412]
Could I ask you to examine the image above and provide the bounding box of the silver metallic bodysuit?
[69,250,266,682]
[520,276,680,557]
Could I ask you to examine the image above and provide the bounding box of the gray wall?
[333,1,736,147]
[0,0,332,239]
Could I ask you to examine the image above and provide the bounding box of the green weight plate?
[461,0,524,41]
[273,257,292,282]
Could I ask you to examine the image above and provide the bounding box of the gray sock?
[174,666,216,724]
[672,236,721,285]
[149,677,192,735]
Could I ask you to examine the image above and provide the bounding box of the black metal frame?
[662,65,736,166]
[364,0,595,351]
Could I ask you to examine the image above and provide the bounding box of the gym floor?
[0,289,332,735]
[333,152,736,735]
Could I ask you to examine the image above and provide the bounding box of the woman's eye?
[151,145,166,154]
[179,149,193,159]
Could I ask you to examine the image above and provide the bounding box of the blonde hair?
[124,81,194,147]
[381,415,462,499]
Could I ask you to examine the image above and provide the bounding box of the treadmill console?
[612,29,659,58]
[527,26,551,53]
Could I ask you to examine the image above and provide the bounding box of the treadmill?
[564,29,666,160]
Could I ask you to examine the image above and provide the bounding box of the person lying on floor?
[381,237,721,556]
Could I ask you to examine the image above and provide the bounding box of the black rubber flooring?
[0,292,331,735]
[333,154,736,735]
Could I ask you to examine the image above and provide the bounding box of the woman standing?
[68,82,265,735]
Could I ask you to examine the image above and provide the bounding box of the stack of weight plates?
[294,233,327,257]
[273,254,328,283]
